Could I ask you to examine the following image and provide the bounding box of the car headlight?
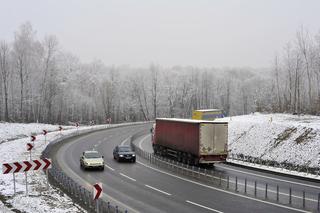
[119,154,124,157]
[132,154,135,157]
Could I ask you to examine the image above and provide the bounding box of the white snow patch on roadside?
[217,113,320,168]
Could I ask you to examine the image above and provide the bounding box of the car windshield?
[85,152,101,158]
[118,146,132,152]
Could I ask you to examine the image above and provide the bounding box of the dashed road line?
[104,164,115,171]
[145,184,171,196]
[186,200,223,213]
[120,173,136,182]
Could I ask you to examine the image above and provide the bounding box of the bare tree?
[12,22,37,121]
[0,41,11,121]
[150,64,159,119]
[296,26,312,111]
[273,55,282,111]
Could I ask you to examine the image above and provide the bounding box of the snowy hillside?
[218,113,320,169]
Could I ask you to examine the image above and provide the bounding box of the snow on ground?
[0,122,73,144]
[0,122,117,213]
[217,113,320,169]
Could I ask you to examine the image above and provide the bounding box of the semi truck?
[152,118,228,165]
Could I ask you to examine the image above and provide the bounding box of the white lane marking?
[145,184,171,196]
[139,134,150,150]
[120,173,136,182]
[104,164,115,171]
[216,164,320,190]
[137,161,311,213]
[186,200,223,213]
[120,137,130,146]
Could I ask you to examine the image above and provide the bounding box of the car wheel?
[132,159,136,163]
[101,167,104,171]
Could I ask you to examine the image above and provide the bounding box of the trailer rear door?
[199,123,228,155]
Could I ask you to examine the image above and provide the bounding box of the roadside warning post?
[27,143,34,160]
[93,183,102,213]
[59,126,63,136]
[31,135,36,145]
[76,122,79,134]
[43,130,48,143]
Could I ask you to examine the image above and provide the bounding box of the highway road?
[53,124,319,213]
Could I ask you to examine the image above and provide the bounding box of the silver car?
[80,151,105,170]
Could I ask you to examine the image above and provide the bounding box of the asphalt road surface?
[53,124,318,213]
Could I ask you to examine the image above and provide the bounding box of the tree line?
[0,23,319,124]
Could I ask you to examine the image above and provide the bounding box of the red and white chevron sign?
[43,130,48,135]
[93,183,102,200]
[27,143,34,151]
[2,159,51,174]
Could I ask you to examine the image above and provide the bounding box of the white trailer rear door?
[200,123,227,155]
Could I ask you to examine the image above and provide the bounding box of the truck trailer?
[152,118,228,165]
[192,109,224,120]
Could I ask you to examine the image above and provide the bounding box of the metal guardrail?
[228,154,320,177]
[42,123,150,213]
[130,134,320,212]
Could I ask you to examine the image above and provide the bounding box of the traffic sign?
[93,183,102,200]
[43,130,48,135]
[2,158,52,174]
[27,143,33,151]
[31,135,36,142]
[59,126,63,131]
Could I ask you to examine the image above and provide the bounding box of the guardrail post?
[254,181,257,197]
[276,185,279,202]
[227,176,229,189]
[219,174,222,186]
[289,188,292,204]
[235,176,238,192]
[318,193,320,211]
[265,183,268,199]
[244,178,247,194]
[116,205,119,213]
[302,191,305,208]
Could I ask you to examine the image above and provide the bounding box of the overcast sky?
[1,0,319,68]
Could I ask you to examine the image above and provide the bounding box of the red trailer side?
[154,119,200,156]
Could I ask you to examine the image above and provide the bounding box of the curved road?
[53,124,319,213]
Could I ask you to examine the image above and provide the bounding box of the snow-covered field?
[218,113,320,169]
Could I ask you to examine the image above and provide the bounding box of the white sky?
[0,0,319,68]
